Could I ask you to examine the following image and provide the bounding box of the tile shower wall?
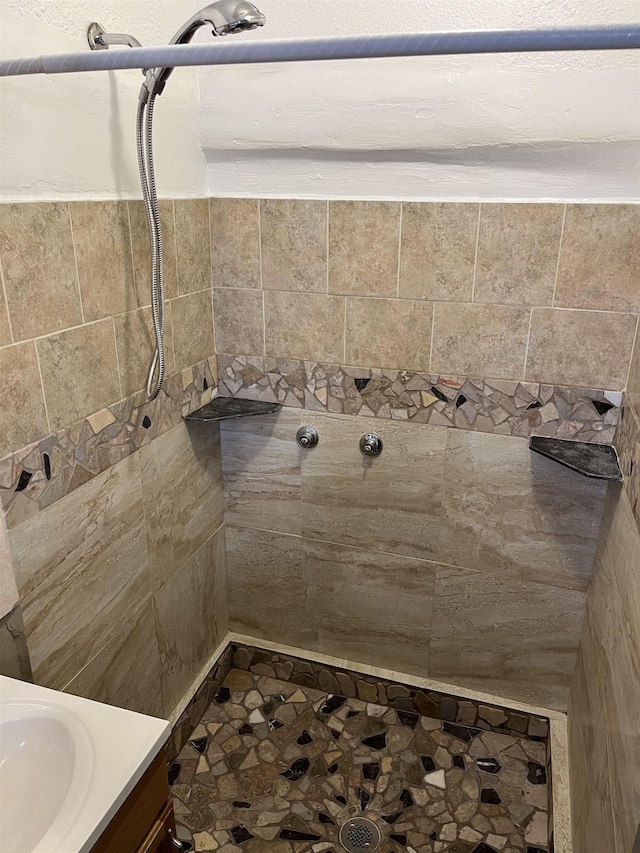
[568,333,640,852]
[222,409,606,713]
[0,200,225,717]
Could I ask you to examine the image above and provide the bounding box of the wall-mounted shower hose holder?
[359,433,383,457]
[297,426,319,448]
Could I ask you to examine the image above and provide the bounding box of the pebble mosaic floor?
[169,669,550,853]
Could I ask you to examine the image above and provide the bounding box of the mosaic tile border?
[167,642,550,766]
[614,396,640,533]
[0,358,217,529]
[217,354,620,444]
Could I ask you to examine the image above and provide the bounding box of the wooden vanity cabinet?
[90,749,179,853]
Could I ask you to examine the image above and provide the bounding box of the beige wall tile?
[226,525,315,647]
[526,308,637,389]
[175,198,211,295]
[37,319,121,430]
[627,326,640,419]
[140,420,223,587]
[0,520,19,620]
[7,454,151,690]
[0,288,11,347]
[129,199,178,304]
[301,412,447,561]
[69,201,136,321]
[439,430,606,592]
[213,288,264,355]
[0,202,82,341]
[210,198,260,289]
[304,539,435,678]
[431,302,530,379]
[221,408,302,535]
[429,565,586,712]
[114,303,175,397]
[399,202,477,302]
[155,526,227,715]
[0,342,49,458]
[345,297,432,370]
[474,203,562,306]
[329,201,400,297]
[555,204,640,313]
[172,289,215,370]
[264,291,344,362]
[0,606,32,681]
[261,199,327,292]
[64,601,163,717]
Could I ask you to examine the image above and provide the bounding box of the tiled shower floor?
[169,669,550,853]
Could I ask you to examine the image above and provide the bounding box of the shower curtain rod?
[1,25,639,78]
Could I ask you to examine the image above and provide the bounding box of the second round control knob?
[296,426,319,448]
[359,433,383,456]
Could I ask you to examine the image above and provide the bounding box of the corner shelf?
[529,436,622,481]
[184,397,282,423]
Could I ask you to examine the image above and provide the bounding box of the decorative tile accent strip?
[217,355,620,444]
[615,398,640,533]
[0,358,217,529]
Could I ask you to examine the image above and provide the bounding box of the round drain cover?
[339,817,382,852]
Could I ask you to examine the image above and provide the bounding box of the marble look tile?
[0,202,82,341]
[526,307,637,390]
[0,519,19,619]
[0,342,49,459]
[210,198,261,289]
[431,302,530,379]
[155,526,227,715]
[301,412,447,560]
[439,430,607,592]
[172,289,215,370]
[345,297,433,371]
[221,408,302,535]
[0,605,32,681]
[69,201,136,321]
[0,290,11,347]
[261,200,327,292]
[36,319,121,430]
[140,420,223,587]
[128,199,178,304]
[429,565,586,712]
[398,202,477,302]
[175,199,211,295]
[555,204,640,313]
[329,201,400,297]
[474,203,562,306]
[213,288,264,356]
[64,601,163,717]
[226,525,315,647]
[304,539,435,677]
[7,454,151,690]
[627,331,640,420]
[114,303,175,397]
[264,291,344,362]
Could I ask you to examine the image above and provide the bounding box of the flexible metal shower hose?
[136,94,166,401]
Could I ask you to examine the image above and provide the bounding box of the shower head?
[142,0,265,98]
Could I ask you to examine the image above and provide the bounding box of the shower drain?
[339,817,382,852]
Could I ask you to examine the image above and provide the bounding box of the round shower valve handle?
[297,426,319,448]
[359,433,383,456]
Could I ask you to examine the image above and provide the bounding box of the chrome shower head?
[142,0,265,98]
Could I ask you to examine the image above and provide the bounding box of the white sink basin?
[0,677,170,853]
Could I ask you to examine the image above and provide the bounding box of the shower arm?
[86,23,142,51]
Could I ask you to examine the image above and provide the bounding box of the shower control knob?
[297,426,319,449]
[359,433,383,457]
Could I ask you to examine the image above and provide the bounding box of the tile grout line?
[125,201,138,306]
[206,200,216,358]
[67,202,85,325]
[470,203,481,303]
[258,200,266,357]
[522,309,535,383]
[325,200,330,294]
[428,302,436,372]
[343,295,347,363]
[0,256,16,345]
[551,204,567,308]
[33,337,52,435]
[111,316,124,400]
[624,315,640,391]
[396,201,403,298]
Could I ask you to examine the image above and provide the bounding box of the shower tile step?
[184,396,282,422]
[529,436,622,481]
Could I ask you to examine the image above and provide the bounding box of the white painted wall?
[0,0,207,200]
[200,0,640,201]
[1,0,638,201]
